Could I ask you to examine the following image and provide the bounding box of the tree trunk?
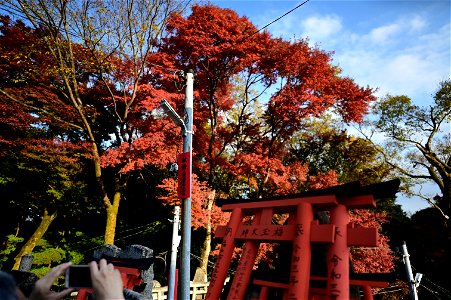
[199,191,215,273]
[12,209,57,270]
[104,190,121,245]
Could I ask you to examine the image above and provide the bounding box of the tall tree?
[0,16,93,267]
[156,4,376,273]
[161,4,375,196]
[361,80,451,225]
[0,0,189,245]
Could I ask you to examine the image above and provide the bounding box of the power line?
[115,228,153,242]
[81,221,164,254]
[190,252,215,268]
[3,0,312,77]
[88,221,160,242]
[141,1,314,73]
[422,275,451,298]
[411,264,451,299]
[238,0,310,45]
[419,283,443,300]
[373,288,404,295]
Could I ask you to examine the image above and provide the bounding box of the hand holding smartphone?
[65,265,92,288]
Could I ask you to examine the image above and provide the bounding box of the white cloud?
[262,13,343,42]
[363,15,428,45]
[408,15,427,32]
[368,23,401,44]
[325,16,449,102]
[245,4,449,102]
[384,54,434,94]
[364,15,427,44]
[301,15,342,40]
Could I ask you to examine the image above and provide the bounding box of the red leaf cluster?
[157,175,228,230]
[154,4,377,202]
[349,210,395,273]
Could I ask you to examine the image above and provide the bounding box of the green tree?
[287,115,411,246]
[0,136,90,269]
[362,80,451,225]
[288,114,393,185]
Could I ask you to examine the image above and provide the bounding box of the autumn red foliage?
[158,175,228,230]
[150,4,389,274]
[155,4,375,201]
[350,210,395,273]
[0,2,395,276]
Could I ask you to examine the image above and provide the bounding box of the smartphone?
[65,265,92,288]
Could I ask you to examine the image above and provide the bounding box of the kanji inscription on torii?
[206,179,400,300]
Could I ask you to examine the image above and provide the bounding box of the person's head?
[0,271,18,300]
[10,270,38,298]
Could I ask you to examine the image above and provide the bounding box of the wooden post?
[287,202,313,300]
[258,287,269,300]
[362,285,373,300]
[206,208,243,299]
[327,204,350,300]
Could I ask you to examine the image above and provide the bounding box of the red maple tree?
[0,10,180,247]
[153,4,378,273]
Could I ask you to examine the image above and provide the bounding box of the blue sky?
[210,0,451,214]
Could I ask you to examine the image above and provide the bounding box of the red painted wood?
[342,195,376,209]
[253,277,387,300]
[75,289,92,300]
[258,286,269,300]
[227,208,273,300]
[310,276,390,288]
[177,152,191,199]
[208,189,385,300]
[215,224,294,241]
[174,268,178,300]
[216,222,335,243]
[76,266,141,299]
[206,208,243,299]
[310,223,335,243]
[253,279,289,289]
[362,285,374,300]
[214,225,227,237]
[221,195,338,212]
[327,204,350,300]
[347,226,378,247]
[287,202,313,300]
[115,266,141,289]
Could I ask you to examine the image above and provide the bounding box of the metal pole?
[168,206,180,300]
[180,70,194,300]
[401,241,418,300]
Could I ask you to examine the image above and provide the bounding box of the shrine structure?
[206,180,400,300]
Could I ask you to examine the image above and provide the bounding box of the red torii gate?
[206,180,400,300]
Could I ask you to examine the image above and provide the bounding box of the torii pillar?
[287,202,314,300]
[327,204,350,299]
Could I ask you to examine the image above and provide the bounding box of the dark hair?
[0,271,18,300]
